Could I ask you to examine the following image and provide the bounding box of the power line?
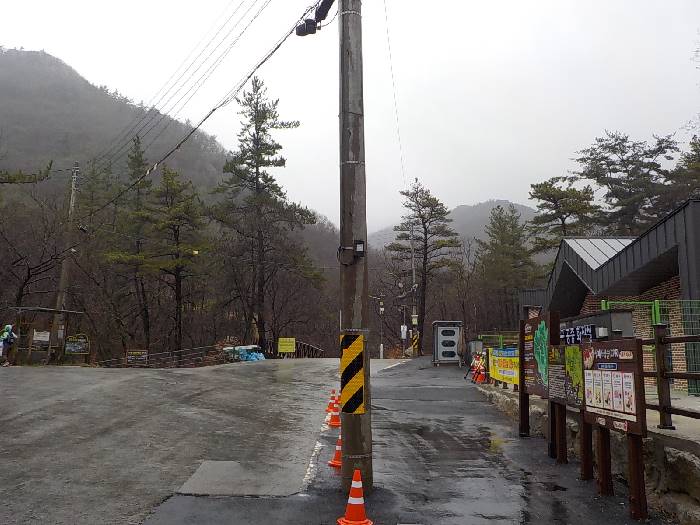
[75,0,323,224]
[101,0,268,169]
[383,0,407,190]
[142,0,275,154]
[96,0,264,173]
[91,0,249,167]
[94,0,261,173]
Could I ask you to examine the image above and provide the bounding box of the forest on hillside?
[1,46,699,361]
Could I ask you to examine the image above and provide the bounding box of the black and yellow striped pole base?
[411,332,420,356]
[340,330,367,415]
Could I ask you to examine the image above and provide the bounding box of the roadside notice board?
[548,345,566,404]
[127,350,148,365]
[32,330,51,351]
[521,313,559,398]
[278,337,296,353]
[65,334,90,355]
[489,347,519,385]
[565,345,584,407]
[582,340,646,436]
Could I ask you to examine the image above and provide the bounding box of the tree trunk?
[256,227,266,352]
[175,267,183,354]
[136,274,151,351]
[418,234,429,356]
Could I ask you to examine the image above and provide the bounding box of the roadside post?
[582,339,648,519]
[338,0,372,493]
[519,310,559,450]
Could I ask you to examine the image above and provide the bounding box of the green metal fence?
[602,299,700,395]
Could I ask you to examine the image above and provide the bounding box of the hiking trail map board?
[521,312,559,399]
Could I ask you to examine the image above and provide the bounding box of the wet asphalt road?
[0,359,348,524]
[147,358,673,525]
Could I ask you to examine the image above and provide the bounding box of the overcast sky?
[2,1,699,231]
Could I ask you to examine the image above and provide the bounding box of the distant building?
[521,199,700,394]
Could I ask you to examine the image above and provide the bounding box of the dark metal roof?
[521,199,700,318]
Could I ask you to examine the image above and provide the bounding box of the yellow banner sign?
[278,337,296,353]
[488,348,519,385]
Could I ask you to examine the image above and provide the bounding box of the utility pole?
[410,219,418,356]
[338,0,372,493]
[50,161,79,361]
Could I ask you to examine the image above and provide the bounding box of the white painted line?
[379,361,408,373]
[301,438,324,492]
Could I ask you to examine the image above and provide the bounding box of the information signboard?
[565,345,584,407]
[277,337,296,353]
[32,330,51,351]
[65,334,90,355]
[560,324,595,345]
[488,347,519,384]
[522,313,559,398]
[548,345,566,404]
[127,350,148,365]
[582,339,646,436]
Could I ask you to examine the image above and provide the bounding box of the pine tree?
[574,131,678,235]
[476,204,536,290]
[212,77,314,350]
[146,166,204,355]
[528,176,601,253]
[658,135,700,211]
[386,179,461,355]
[106,136,154,350]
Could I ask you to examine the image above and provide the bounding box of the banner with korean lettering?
[488,347,519,385]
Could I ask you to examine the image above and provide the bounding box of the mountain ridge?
[368,199,537,249]
[0,48,226,187]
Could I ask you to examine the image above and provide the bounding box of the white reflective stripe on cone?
[351,480,363,488]
[348,496,364,505]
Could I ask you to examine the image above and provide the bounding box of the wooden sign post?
[582,339,647,520]
[519,311,559,452]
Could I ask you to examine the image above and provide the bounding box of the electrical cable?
[142,0,275,154]
[382,0,407,190]
[91,0,249,167]
[94,0,260,173]
[74,0,323,225]
[99,0,265,170]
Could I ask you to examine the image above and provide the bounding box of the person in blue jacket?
[1,324,17,367]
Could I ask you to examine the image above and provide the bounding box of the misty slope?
[369,199,537,249]
[0,48,226,187]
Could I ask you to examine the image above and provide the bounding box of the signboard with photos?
[582,339,646,436]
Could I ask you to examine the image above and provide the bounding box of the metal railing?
[640,324,700,428]
[97,346,224,369]
[263,341,325,359]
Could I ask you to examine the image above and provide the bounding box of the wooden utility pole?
[339,0,372,493]
[50,161,79,360]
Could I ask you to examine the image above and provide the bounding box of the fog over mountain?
[369,200,537,250]
[0,48,226,188]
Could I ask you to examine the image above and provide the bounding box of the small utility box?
[432,321,463,366]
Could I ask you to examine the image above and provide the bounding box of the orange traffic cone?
[329,401,341,428]
[328,434,342,468]
[337,469,372,525]
[326,389,337,413]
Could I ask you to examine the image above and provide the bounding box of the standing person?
[1,324,17,367]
